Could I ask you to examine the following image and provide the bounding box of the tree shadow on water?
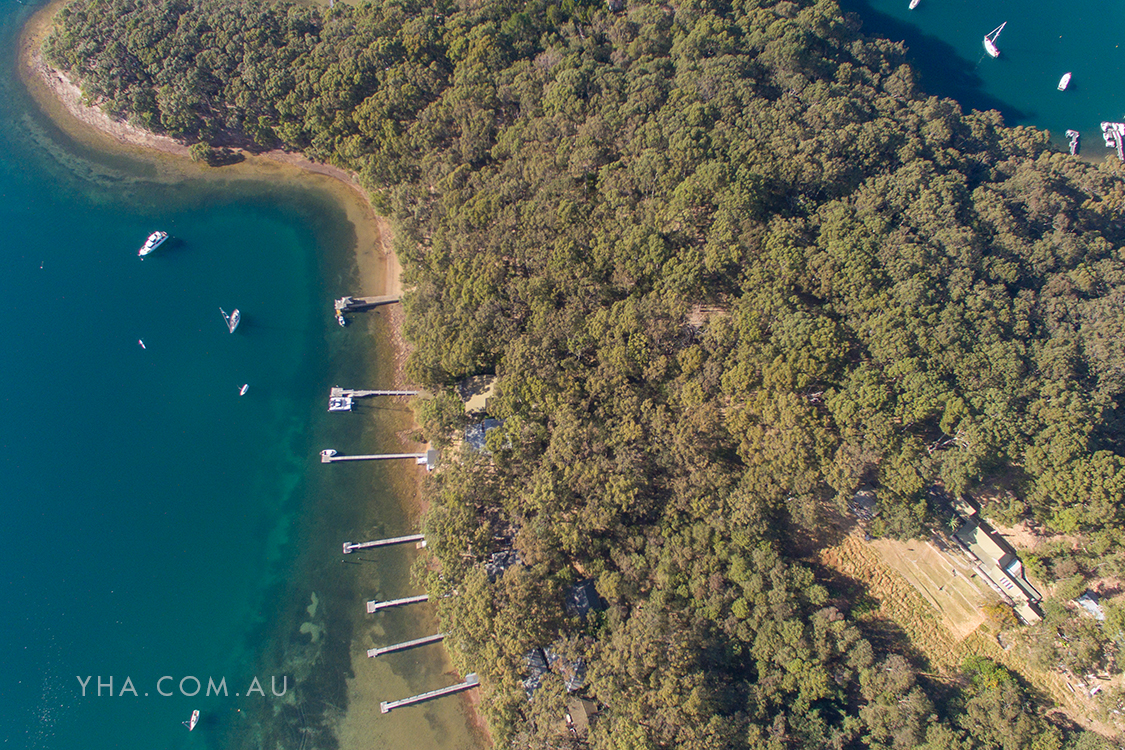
[840,0,1030,124]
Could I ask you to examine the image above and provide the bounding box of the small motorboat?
[239,384,249,396]
[184,710,199,731]
[138,339,146,349]
[1058,72,1072,91]
[908,0,919,9]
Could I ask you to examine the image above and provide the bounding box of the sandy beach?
[18,2,488,747]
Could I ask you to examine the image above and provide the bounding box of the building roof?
[954,516,1042,622]
[566,579,605,619]
[465,418,504,453]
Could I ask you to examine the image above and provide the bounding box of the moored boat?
[138,231,167,257]
[220,307,240,333]
[1058,72,1071,91]
[983,22,1006,58]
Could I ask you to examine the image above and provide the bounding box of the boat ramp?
[1066,129,1080,156]
[1101,122,1125,160]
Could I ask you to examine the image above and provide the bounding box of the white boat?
[220,307,240,333]
[185,710,199,731]
[239,384,249,396]
[336,312,347,327]
[908,0,919,9]
[1058,72,1071,91]
[983,22,1006,58]
[138,339,145,349]
[138,231,168,257]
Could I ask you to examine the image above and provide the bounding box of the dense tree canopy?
[46,0,1125,745]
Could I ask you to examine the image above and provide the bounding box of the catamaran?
[983,22,1006,58]
[1058,72,1072,91]
[220,307,240,333]
[138,231,168,257]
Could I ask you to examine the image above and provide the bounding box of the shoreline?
[18,2,489,746]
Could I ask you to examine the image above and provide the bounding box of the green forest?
[45,0,1125,745]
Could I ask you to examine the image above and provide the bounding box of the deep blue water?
[842,0,1125,151]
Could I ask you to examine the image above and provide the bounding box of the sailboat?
[239,384,249,396]
[220,307,240,333]
[184,709,199,731]
[983,22,1006,58]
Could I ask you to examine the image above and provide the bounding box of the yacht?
[138,231,167,257]
[185,710,199,731]
[239,384,249,396]
[220,307,240,333]
[1058,72,1071,91]
[983,22,1006,58]
[908,0,919,9]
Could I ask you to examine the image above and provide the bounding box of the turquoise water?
[841,0,1125,151]
[0,2,463,749]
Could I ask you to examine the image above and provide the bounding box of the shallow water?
[0,3,484,750]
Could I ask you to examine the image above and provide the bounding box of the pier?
[380,673,479,714]
[343,534,425,554]
[367,633,445,658]
[329,386,420,412]
[367,594,429,613]
[321,448,439,470]
[334,296,400,314]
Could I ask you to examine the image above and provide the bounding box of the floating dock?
[321,449,439,470]
[380,673,479,714]
[367,633,445,658]
[367,594,429,613]
[328,386,419,412]
[334,296,400,314]
[343,534,425,554]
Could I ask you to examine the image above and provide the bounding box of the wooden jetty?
[321,449,439,470]
[343,535,425,555]
[334,296,400,314]
[367,594,429,614]
[367,633,445,658]
[380,673,479,714]
[328,386,419,412]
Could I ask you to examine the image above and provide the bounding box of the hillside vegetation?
[46,0,1125,746]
